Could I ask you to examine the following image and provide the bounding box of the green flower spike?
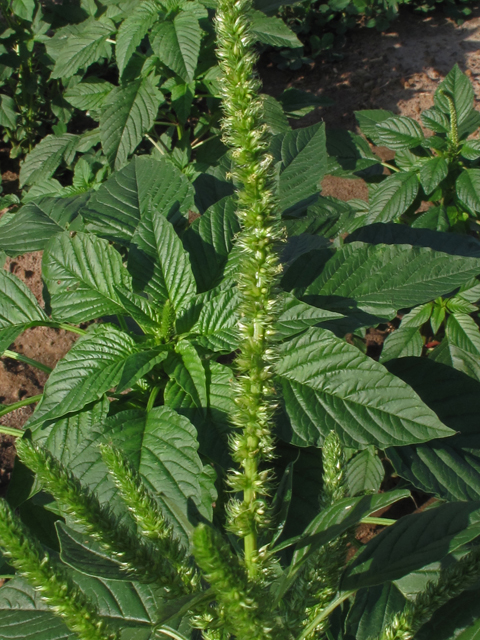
[100,443,200,592]
[192,523,275,640]
[16,438,187,596]
[214,0,283,577]
[0,498,118,640]
[379,542,480,640]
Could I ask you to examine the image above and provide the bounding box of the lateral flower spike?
[214,0,284,576]
[0,498,119,640]
[100,443,200,592]
[192,523,274,640]
[321,431,348,508]
[16,439,187,596]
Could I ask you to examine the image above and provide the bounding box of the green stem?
[146,386,161,412]
[116,315,128,332]
[191,133,220,149]
[0,426,23,437]
[2,350,53,374]
[296,591,355,640]
[360,517,396,526]
[56,323,87,335]
[155,627,190,640]
[0,394,42,419]
[380,162,400,173]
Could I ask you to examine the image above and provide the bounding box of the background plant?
[2,7,480,640]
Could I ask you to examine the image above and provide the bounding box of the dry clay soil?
[2,6,480,495]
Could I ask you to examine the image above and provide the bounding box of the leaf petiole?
[0,394,42,420]
[2,349,52,374]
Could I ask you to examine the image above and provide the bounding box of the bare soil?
[2,5,480,496]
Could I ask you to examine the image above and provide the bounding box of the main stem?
[214,0,282,577]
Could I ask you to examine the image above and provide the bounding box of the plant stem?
[296,591,355,640]
[360,517,396,526]
[0,426,23,437]
[380,162,400,173]
[56,323,87,335]
[155,627,190,640]
[2,350,53,374]
[116,315,128,332]
[146,385,161,412]
[0,394,42,419]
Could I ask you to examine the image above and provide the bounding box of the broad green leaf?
[27,325,137,429]
[411,205,450,232]
[50,18,115,79]
[0,574,174,639]
[183,196,241,292]
[346,447,385,496]
[379,303,432,363]
[285,196,364,241]
[341,501,480,590]
[284,241,480,320]
[250,10,301,47]
[19,134,79,187]
[273,291,344,340]
[431,313,480,382]
[165,340,207,410]
[367,172,419,223]
[0,269,48,353]
[164,360,234,468]
[0,94,17,129]
[346,583,406,640]
[11,0,35,20]
[42,231,132,323]
[435,64,474,126]
[270,123,328,215]
[64,78,114,110]
[186,287,240,352]
[275,326,454,449]
[457,168,480,214]
[100,77,164,170]
[150,10,202,82]
[461,139,480,161]
[419,157,449,195]
[116,0,159,75]
[128,210,196,311]
[115,287,161,333]
[116,348,168,392]
[171,80,195,125]
[277,87,333,118]
[326,128,380,177]
[0,194,89,256]
[355,109,395,144]
[421,107,450,134]
[83,156,192,244]
[415,587,480,640]
[69,406,215,545]
[262,95,290,134]
[375,116,425,150]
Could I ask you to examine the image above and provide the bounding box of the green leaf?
[116,0,159,76]
[11,0,35,20]
[355,109,395,144]
[346,447,385,496]
[42,231,132,323]
[69,406,215,545]
[128,210,196,311]
[430,313,480,382]
[386,357,480,502]
[183,287,240,352]
[50,18,115,79]
[83,156,191,245]
[182,196,241,292]
[275,326,454,449]
[0,94,17,129]
[346,583,406,640]
[20,134,79,187]
[340,501,480,591]
[115,288,161,332]
[412,205,450,232]
[461,139,480,161]
[277,88,333,118]
[27,325,137,429]
[270,123,328,215]
[150,10,202,82]
[421,107,450,134]
[250,10,301,48]
[0,194,89,256]
[64,78,114,110]
[0,574,172,639]
[367,172,419,223]
[435,63,474,126]
[375,116,425,150]
[164,360,234,468]
[419,157,449,195]
[326,128,380,177]
[0,269,48,353]
[171,81,195,125]
[380,305,432,363]
[273,292,344,340]
[165,340,207,411]
[285,242,480,320]
[100,77,164,170]
[116,348,168,393]
[262,94,291,134]
[457,168,480,214]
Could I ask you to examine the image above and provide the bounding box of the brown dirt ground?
[1,5,480,506]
